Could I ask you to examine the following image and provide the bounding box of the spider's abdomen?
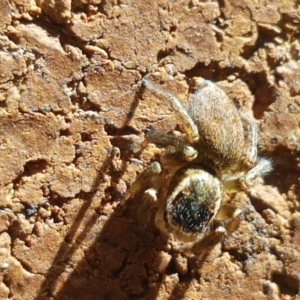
[189,81,244,170]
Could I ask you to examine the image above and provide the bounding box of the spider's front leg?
[189,204,242,254]
[124,161,162,201]
[213,204,242,237]
[124,161,166,230]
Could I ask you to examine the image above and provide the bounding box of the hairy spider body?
[125,78,272,248]
[188,80,245,172]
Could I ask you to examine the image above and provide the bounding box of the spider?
[125,78,272,249]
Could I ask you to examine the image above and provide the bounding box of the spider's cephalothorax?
[164,168,222,243]
[125,78,272,248]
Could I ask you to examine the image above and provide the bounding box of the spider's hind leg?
[240,111,259,167]
[243,157,273,187]
[239,112,273,187]
[142,79,199,144]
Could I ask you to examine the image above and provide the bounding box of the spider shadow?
[34,86,169,299]
[35,148,165,300]
[52,171,170,299]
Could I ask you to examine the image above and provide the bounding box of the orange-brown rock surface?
[0,1,299,299]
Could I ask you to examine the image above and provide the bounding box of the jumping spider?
[125,78,272,249]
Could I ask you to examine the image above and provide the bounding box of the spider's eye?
[166,169,222,234]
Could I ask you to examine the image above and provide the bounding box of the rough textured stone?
[0,0,299,299]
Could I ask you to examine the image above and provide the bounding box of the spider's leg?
[124,162,162,201]
[240,111,258,166]
[145,128,198,162]
[213,204,242,237]
[187,204,241,254]
[135,187,160,230]
[142,79,199,144]
[238,112,273,186]
[243,157,273,186]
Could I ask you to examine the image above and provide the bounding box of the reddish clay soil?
[0,1,300,299]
